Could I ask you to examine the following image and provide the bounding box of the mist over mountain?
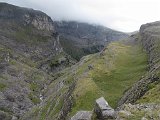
[2,0,160,32]
[55,21,128,60]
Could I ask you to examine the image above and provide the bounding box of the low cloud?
[1,0,160,32]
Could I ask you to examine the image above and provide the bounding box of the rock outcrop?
[117,103,160,120]
[0,3,55,32]
[118,21,160,107]
[140,21,160,71]
[71,111,92,120]
[0,3,74,119]
[0,2,75,73]
[94,97,116,120]
[71,97,116,120]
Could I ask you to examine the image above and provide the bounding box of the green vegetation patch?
[137,82,160,103]
[59,37,85,60]
[0,83,6,91]
[118,104,160,120]
[70,41,148,115]
[50,53,66,67]
[28,93,41,105]
[13,25,51,44]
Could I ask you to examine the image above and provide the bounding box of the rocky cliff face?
[140,21,160,71]
[0,3,75,73]
[55,21,128,60]
[0,3,73,120]
[0,3,55,32]
[116,21,160,119]
[118,21,160,107]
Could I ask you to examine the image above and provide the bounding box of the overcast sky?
[1,0,160,32]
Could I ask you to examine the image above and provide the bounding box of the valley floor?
[69,39,148,116]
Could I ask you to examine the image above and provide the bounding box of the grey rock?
[141,117,148,120]
[0,110,12,120]
[11,116,18,120]
[94,97,116,119]
[71,111,92,120]
[118,103,160,120]
[117,110,132,119]
[88,65,93,70]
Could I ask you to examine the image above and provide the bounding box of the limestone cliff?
[0,3,55,32]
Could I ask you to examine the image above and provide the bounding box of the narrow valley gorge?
[0,2,159,120]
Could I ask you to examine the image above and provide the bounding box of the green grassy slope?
[70,40,148,115]
[21,38,148,119]
[117,22,160,120]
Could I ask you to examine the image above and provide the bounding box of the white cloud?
[1,0,160,32]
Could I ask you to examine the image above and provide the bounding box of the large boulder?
[94,97,116,119]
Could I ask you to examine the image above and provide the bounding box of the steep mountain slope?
[0,3,74,73]
[1,2,159,120]
[55,21,128,60]
[116,22,160,120]
[69,38,148,116]
[67,21,160,119]
[118,22,160,106]
[21,38,148,120]
[0,3,74,120]
[0,3,129,120]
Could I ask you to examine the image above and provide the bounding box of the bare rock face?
[0,3,55,32]
[94,97,116,120]
[117,103,160,120]
[70,97,116,120]
[140,21,160,70]
[71,111,92,120]
[118,21,160,107]
[24,14,55,31]
[0,3,71,119]
[0,2,72,74]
